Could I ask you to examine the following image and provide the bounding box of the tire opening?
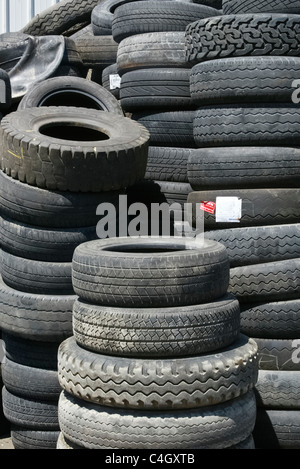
[39,122,110,142]
[39,90,108,111]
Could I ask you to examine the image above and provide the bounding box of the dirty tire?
[72,237,230,308]
[185,14,300,65]
[73,36,118,70]
[58,389,257,449]
[254,409,300,449]
[11,427,60,450]
[255,370,300,409]
[72,293,240,357]
[252,338,300,371]
[145,146,190,183]
[0,106,149,192]
[223,0,300,15]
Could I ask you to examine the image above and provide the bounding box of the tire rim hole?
[39,122,110,142]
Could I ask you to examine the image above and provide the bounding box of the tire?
[252,338,300,371]
[72,293,240,357]
[0,69,11,112]
[17,76,123,115]
[0,214,97,262]
[101,63,120,98]
[72,237,230,308]
[132,110,195,148]
[0,275,74,342]
[58,389,257,449]
[223,0,300,15]
[117,31,188,75]
[73,36,118,70]
[0,106,149,192]
[56,432,83,449]
[0,32,30,73]
[153,181,193,207]
[229,258,300,304]
[190,56,300,105]
[22,0,100,36]
[254,409,300,449]
[120,68,193,111]
[111,1,220,43]
[2,387,59,430]
[2,333,60,369]
[193,105,300,148]
[187,147,300,190]
[205,224,300,267]
[185,14,300,65]
[145,146,190,183]
[11,427,60,450]
[2,358,61,401]
[188,189,300,230]
[240,299,300,339]
[0,170,117,229]
[255,370,300,409]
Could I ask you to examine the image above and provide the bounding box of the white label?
[109,74,121,90]
[215,197,242,223]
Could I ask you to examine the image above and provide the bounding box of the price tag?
[215,197,242,223]
[109,74,121,90]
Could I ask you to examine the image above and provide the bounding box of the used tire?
[145,146,190,183]
[17,76,123,114]
[58,334,258,410]
[254,408,300,449]
[11,427,60,450]
[73,36,118,70]
[223,0,300,15]
[72,293,241,357]
[72,237,230,308]
[255,370,300,409]
[0,106,149,192]
[112,1,220,43]
[58,389,257,449]
[251,338,300,371]
[185,14,300,65]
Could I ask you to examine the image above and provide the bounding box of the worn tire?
[254,408,300,449]
[72,294,240,357]
[255,370,300,409]
[185,14,300,65]
[223,0,300,15]
[145,146,190,183]
[252,338,300,371]
[0,106,149,192]
[58,389,257,449]
[73,36,118,70]
[72,237,230,308]
[17,76,123,114]
[11,427,60,450]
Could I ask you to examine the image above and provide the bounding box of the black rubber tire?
[187,146,300,190]
[72,36,118,70]
[205,224,300,267]
[0,214,97,262]
[254,409,300,449]
[56,431,83,449]
[11,427,60,450]
[252,338,300,371]
[0,170,118,229]
[240,299,300,339]
[112,1,220,43]
[58,334,258,410]
[255,370,300,409]
[2,387,59,430]
[21,0,100,36]
[145,146,190,183]
[193,104,300,148]
[0,69,11,112]
[101,63,120,98]
[188,189,300,230]
[117,31,188,75]
[132,110,195,148]
[190,56,300,105]
[0,275,74,342]
[17,76,123,114]
[0,106,149,192]
[185,14,300,65]
[229,258,300,304]
[72,237,230,308]
[2,333,60,370]
[72,293,240,357]
[58,389,257,449]
[223,0,300,15]
[1,250,73,295]
[2,358,61,401]
[120,68,193,111]
[0,32,30,73]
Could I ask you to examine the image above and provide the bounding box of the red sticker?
[200,201,216,214]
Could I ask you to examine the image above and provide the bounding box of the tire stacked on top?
[184,0,300,449]
[0,105,149,449]
[57,236,258,449]
[110,0,222,233]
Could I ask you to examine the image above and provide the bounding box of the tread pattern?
[255,370,300,409]
[253,338,300,371]
[223,0,300,15]
[145,146,190,183]
[185,14,300,65]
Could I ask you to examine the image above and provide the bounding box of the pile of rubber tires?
[56,236,258,449]
[184,0,300,450]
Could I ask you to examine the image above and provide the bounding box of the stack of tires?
[110,0,223,231]
[0,104,149,449]
[185,0,300,449]
[57,236,258,449]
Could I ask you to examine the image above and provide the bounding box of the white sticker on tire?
[109,74,121,90]
[215,197,242,223]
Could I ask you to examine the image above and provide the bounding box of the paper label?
[215,197,242,223]
[200,201,216,214]
[109,74,121,90]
